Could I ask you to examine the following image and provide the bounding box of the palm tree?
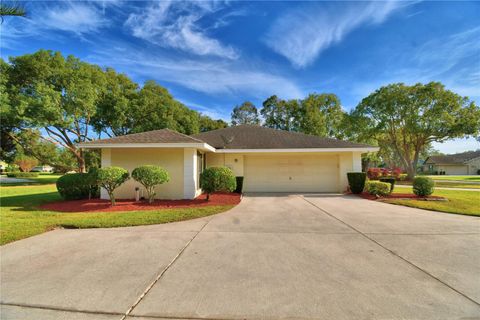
[0,2,26,23]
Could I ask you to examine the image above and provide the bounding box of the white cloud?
[39,2,108,35]
[264,1,406,68]
[125,1,238,59]
[88,45,301,99]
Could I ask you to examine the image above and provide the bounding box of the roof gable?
[424,150,480,165]
[81,129,203,145]
[192,125,373,149]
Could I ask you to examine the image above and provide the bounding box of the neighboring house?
[422,150,480,175]
[79,125,378,200]
[31,165,54,173]
[0,161,8,173]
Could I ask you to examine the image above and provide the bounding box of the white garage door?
[243,154,339,193]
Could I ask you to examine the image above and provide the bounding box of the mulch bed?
[40,192,241,213]
[357,192,447,201]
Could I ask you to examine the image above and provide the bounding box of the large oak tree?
[350,82,480,179]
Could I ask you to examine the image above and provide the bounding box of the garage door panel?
[244,155,339,193]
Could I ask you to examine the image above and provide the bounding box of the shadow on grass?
[2,192,62,211]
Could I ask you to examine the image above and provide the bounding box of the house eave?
[78,142,216,152]
[214,147,379,153]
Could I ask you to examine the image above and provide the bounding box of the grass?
[0,184,234,245]
[424,175,480,182]
[0,173,64,186]
[385,187,480,217]
[397,181,480,189]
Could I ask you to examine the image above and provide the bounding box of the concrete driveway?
[1,194,479,319]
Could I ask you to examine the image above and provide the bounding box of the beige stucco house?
[79,125,378,200]
[422,151,480,175]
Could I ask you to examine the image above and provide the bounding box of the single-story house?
[422,150,480,175]
[79,125,378,199]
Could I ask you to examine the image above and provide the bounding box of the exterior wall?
[338,153,354,193]
[100,149,111,199]
[432,165,468,175]
[205,153,244,176]
[108,148,185,200]
[183,148,202,199]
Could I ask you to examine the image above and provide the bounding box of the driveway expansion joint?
[121,216,215,320]
[300,195,480,307]
[0,301,124,317]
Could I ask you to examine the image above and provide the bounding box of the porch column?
[183,148,198,199]
[100,148,111,200]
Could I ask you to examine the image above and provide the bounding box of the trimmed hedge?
[56,172,99,200]
[379,177,396,192]
[365,181,391,196]
[200,166,236,200]
[6,172,39,178]
[97,167,130,206]
[413,176,435,196]
[132,165,170,203]
[235,176,244,193]
[347,172,366,194]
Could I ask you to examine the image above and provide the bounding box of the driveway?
[1,194,479,319]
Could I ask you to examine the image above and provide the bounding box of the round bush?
[347,172,366,194]
[200,166,236,200]
[97,167,130,206]
[132,165,170,203]
[379,177,396,192]
[365,181,391,197]
[413,176,435,196]
[56,173,99,200]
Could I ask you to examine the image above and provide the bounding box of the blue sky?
[1,0,479,153]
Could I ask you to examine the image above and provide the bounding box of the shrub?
[235,176,244,193]
[6,172,38,178]
[132,165,170,203]
[367,168,382,180]
[379,177,396,192]
[413,176,435,197]
[347,172,366,194]
[365,181,391,197]
[14,155,38,172]
[398,173,408,181]
[96,167,130,206]
[200,166,236,200]
[56,172,99,200]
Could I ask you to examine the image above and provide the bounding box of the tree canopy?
[231,101,260,126]
[349,82,480,178]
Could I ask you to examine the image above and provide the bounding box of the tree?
[8,50,106,172]
[261,95,300,131]
[299,93,344,137]
[231,101,260,125]
[132,165,170,203]
[96,167,130,206]
[0,2,26,22]
[199,115,228,132]
[351,82,480,179]
[14,154,38,172]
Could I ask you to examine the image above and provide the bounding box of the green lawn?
[0,174,64,186]
[0,184,234,245]
[425,175,480,182]
[397,181,480,189]
[386,187,480,217]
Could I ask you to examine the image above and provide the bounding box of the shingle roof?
[191,125,373,149]
[81,129,204,144]
[425,150,480,165]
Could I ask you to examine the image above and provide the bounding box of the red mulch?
[357,192,445,201]
[40,192,241,213]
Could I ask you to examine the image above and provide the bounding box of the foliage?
[6,172,38,178]
[56,172,99,200]
[413,177,435,197]
[350,82,480,179]
[261,95,301,131]
[0,2,26,20]
[365,181,391,196]
[199,116,228,132]
[299,93,344,137]
[96,167,130,206]
[200,167,236,200]
[379,177,396,192]
[347,172,366,194]
[231,101,260,126]
[14,154,38,172]
[131,165,170,203]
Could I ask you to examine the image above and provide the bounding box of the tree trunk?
[109,191,115,206]
[206,193,210,201]
[77,149,86,173]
